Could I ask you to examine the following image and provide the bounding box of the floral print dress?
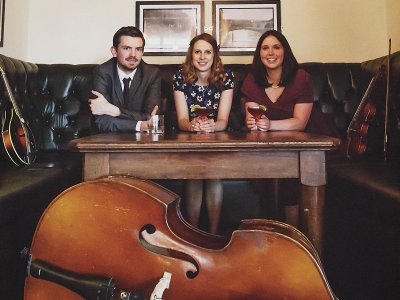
[173,68,235,121]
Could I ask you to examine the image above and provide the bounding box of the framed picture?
[212,1,281,55]
[0,0,5,47]
[136,1,204,55]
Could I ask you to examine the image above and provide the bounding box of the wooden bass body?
[24,176,337,300]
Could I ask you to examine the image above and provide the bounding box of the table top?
[70,131,341,153]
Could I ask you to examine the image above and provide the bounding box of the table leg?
[299,150,327,257]
[83,153,109,181]
[300,185,325,257]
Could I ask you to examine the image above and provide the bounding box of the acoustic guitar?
[0,65,36,166]
[24,176,337,299]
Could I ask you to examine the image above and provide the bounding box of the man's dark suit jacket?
[93,57,161,132]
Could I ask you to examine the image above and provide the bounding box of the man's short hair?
[112,26,145,48]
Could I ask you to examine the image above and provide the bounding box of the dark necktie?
[122,77,131,103]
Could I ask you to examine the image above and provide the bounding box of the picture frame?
[136,1,204,56]
[0,0,5,47]
[212,1,281,55]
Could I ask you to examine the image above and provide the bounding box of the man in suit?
[89,26,161,132]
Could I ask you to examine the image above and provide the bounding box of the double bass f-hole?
[139,224,200,279]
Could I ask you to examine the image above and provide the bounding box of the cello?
[24,176,337,299]
[346,39,395,160]
[346,64,386,159]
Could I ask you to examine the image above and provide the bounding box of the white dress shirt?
[117,66,142,131]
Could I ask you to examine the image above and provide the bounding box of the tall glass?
[147,115,164,134]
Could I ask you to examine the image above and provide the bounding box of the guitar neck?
[0,66,24,121]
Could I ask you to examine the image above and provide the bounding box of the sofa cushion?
[325,159,400,299]
[327,158,400,220]
[0,151,82,225]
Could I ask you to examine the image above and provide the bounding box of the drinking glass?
[147,115,164,134]
[247,105,267,122]
[193,106,212,120]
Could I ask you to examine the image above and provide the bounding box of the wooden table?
[70,131,340,256]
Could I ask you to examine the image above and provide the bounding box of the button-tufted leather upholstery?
[1,53,399,153]
[0,52,399,299]
[28,63,97,150]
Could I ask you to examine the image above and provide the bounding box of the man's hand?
[140,105,159,131]
[89,90,120,116]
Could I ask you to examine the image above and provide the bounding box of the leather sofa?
[1,52,399,299]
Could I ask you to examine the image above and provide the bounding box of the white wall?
[25,0,126,64]
[387,0,400,53]
[0,0,398,64]
[282,0,389,63]
[0,0,29,59]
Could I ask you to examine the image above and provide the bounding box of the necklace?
[267,79,281,89]
[198,85,210,101]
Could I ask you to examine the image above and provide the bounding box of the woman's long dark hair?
[251,30,298,87]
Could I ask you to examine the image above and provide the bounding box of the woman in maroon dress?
[242,30,314,132]
[241,30,332,227]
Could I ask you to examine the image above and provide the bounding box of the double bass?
[24,176,337,299]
